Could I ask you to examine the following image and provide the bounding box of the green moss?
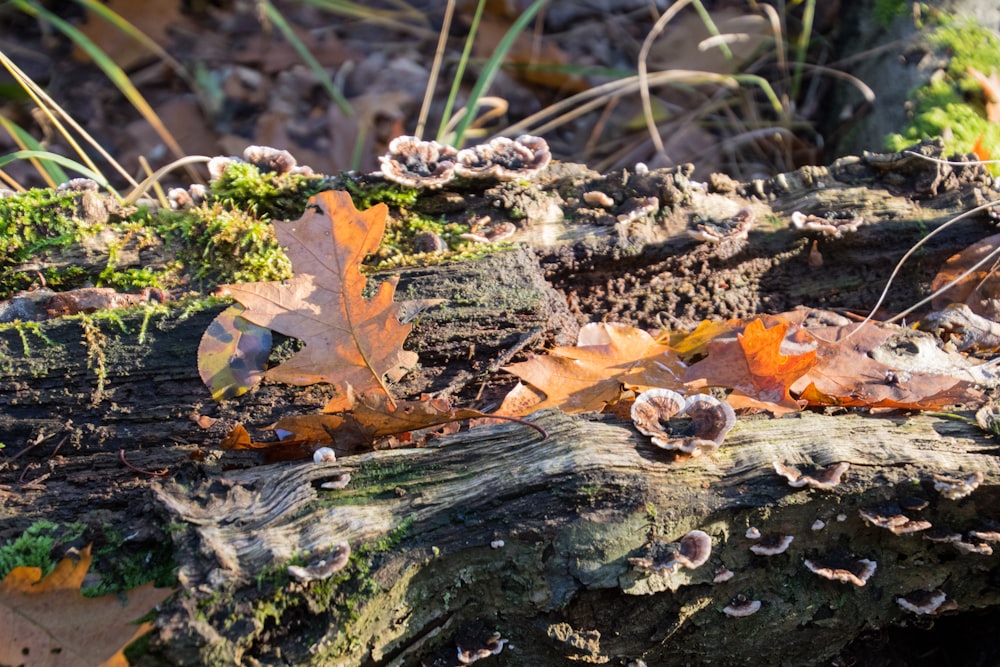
[210,161,330,221]
[82,525,177,597]
[341,178,421,210]
[0,521,86,579]
[873,0,909,28]
[156,201,292,285]
[886,22,1000,170]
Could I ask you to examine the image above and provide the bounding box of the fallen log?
[2,141,1000,665]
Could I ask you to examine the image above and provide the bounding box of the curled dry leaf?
[503,322,686,414]
[631,389,736,456]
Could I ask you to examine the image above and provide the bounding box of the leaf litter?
[0,545,173,667]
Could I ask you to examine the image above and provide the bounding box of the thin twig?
[119,449,169,477]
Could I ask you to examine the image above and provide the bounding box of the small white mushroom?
[313,447,336,464]
[745,527,761,540]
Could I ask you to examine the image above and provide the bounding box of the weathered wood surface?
[2,143,1000,665]
[153,409,1000,666]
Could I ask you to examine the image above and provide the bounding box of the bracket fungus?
[631,389,736,457]
[454,134,551,181]
[772,461,849,490]
[615,196,660,224]
[723,595,762,617]
[933,470,984,500]
[687,208,755,243]
[583,190,615,208]
[629,530,712,574]
[456,632,508,664]
[859,505,932,535]
[897,590,955,616]
[287,543,351,583]
[378,135,458,188]
[804,556,877,586]
[749,534,794,556]
[713,566,734,583]
[745,527,761,540]
[790,210,863,236]
[243,144,298,175]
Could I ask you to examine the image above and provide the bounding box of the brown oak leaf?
[221,191,418,412]
[503,322,686,414]
[0,545,173,667]
[684,316,817,415]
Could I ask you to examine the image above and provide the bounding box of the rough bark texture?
[2,142,1000,665]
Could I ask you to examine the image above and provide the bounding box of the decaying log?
[2,142,1000,665]
[152,409,1000,666]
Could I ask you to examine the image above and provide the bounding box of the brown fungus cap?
[804,556,877,586]
[629,530,712,574]
[897,589,954,616]
[457,632,507,664]
[287,542,351,583]
[631,389,736,457]
[378,135,458,188]
[749,534,794,556]
[772,461,849,490]
[790,210,863,237]
[858,505,932,535]
[723,595,761,617]
[933,470,984,500]
[454,134,550,180]
[243,145,297,175]
[688,208,755,243]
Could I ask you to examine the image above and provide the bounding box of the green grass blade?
[0,117,69,185]
[449,0,548,147]
[691,0,734,62]
[261,0,353,117]
[437,0,486,141]
[70,0,192,86]
[14,0,186,163]
[792,0,815,100]
[0,150,113,190]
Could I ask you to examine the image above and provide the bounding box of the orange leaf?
[685,317,817,415]
[968,66,1000,123]
[659,319,735,358]
[0,545,173,667]
[219,191,418,412]
[929,232,1000,316]
[503,322,686,414]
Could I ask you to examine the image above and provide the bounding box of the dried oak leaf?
[219,191,418,413]
[503,322,686,414]
[0,545,173,667]
[789,320,984,410]
[684,317,817,416]
[929,232,1000,320]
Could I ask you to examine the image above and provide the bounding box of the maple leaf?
[217,191,418,412]
[684,317,817,415]
[503,322,686,414]
[0,545,173,667]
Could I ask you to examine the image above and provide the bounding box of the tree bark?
[2,142,999,665]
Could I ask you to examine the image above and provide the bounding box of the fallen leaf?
[75,0,185,70]
[684,317,817,415]
[929,232,1000,320]
[503,322,686,414]
[0,545,173,667]
[659,319,735,358]
[790,321,985,410]
[198,304,273,401]
[968,66,1000,123]
[217,191,418,412]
